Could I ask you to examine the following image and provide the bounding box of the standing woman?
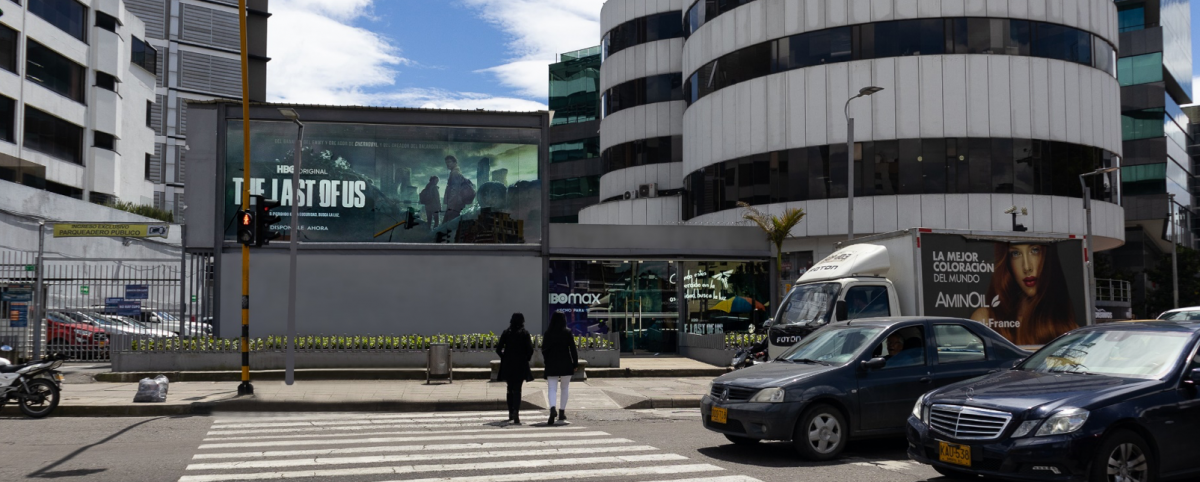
[496,313,533,424]
[542,312,578,426]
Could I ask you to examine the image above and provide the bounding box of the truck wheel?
[1091,430,1155,482]
[724,434,760,445]
[792,403,847,461]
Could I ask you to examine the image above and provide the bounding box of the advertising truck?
[767,228,1089,357]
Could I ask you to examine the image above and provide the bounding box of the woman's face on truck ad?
[1008,244,1045,298]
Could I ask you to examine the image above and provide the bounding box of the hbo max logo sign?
[548,293,601,305]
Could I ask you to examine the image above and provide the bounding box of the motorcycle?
[0,345,66,418]
[730,346,767,370]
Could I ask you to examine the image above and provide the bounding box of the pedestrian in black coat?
[541,312,578,426]
[496,313,533,424]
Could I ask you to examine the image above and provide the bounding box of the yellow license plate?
[939,441,972,467]
[710,407,727,424]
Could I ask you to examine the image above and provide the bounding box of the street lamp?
[845,86,884,240]
[1080,166,1119,326]
[278,107,304,386]
[1165,193,1192,310]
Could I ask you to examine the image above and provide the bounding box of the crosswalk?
[180,411,762,482]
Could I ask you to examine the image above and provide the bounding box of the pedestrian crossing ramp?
[180,411,761,482]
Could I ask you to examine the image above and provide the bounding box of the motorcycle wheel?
[19,379,59,418]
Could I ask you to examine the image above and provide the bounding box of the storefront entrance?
[548,260,678,355]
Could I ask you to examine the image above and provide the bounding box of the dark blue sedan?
[908,321,1200,482]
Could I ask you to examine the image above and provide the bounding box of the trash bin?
[426,343,452,384]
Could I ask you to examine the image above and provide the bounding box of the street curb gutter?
[0,398,702,417]
[94,367,731,383]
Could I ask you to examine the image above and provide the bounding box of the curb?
[95,367,731,383]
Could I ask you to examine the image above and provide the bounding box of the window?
[1121,163,1166,196]
[26,40,86,103]
[0,95,14,143]
[1121,108,1165,141]
[602,73,683,117]
[934,325,986,363]
[844,285,891,319]
[145,100,152,127]
[93,131,114,151]
[95,11,118,32]
[600,135,683,173]
[602,11,684,59]
[873,326,926,368]
[131,36,157,73]
[0,23,16,74]
[1118,5,1146,32]
[549,137,599,163]
[144,153,152,181]
[1031,22,1091,65]
[29,0,88,42]
[23,106,84,164]
[95,71,116,92]
[549,176,600,200]
[1117,52,1163,87]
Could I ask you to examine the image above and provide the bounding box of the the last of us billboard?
[224,121,542,244]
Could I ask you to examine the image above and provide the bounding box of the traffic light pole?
[237,0,253,396]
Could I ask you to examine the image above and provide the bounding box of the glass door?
[616,261,677,355]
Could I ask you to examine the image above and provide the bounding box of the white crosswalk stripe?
[181,411,762,482]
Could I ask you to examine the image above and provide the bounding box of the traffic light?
[252,195,283,247]
[236,210,255,246]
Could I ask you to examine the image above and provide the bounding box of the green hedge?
[127,333,616,352]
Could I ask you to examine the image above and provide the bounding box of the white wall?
[578,196,683,226]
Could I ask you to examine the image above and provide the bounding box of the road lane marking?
[210,416,517,430]
[641,477,763,482]
[177,454,688,482]
[192,438,635,460]
[203,425,588,442]
[377,464,727,482]
[198,430,613,450]
[210,411,529,424]
[186,445,659,470]
[207,421,533,436]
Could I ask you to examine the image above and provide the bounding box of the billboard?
[920,234,1087,345]
[225,121,542,244]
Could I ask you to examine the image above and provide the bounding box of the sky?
[266,0,1200,110]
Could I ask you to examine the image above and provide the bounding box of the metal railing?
[1095,278,1132,303]
[108,332,620,355]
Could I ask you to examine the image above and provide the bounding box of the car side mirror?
[835,300,848,321]
[764,318,773,329]
[1185,368,1200,385]
[860,357,887,371]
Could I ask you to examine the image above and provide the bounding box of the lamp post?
[1079,166,1119,326]
[278,107,303,386]
[1167,193,1184,309]
[845,86,884,241]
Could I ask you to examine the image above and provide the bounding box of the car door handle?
[919,377,932,384]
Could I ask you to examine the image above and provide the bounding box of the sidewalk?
[1,357,723,417]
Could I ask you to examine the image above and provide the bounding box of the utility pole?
[236,0,253,396]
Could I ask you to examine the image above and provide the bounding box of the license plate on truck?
[938,441,971,467]
[710,407,727,424]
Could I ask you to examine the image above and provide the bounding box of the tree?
[1144,246,1200,317]
[738,201,806,274]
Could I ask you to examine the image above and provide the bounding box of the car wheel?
[723,434,760,446]
[792,403,847,461]
[1092,430,1155,482]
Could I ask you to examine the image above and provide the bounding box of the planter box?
[111,349,620,372]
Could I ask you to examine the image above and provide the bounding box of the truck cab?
[767,245,902,358]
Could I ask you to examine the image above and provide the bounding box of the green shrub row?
[126,333,616,352]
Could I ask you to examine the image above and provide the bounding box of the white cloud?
[267,0,549,111]
[461,0,605,99]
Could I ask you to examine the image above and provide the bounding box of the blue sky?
[267,0,1200,110]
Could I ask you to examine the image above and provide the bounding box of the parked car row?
[42,311,212,359]
[702,316,1200,482]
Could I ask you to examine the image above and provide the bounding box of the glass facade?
[685,0,758,37]
[548,260,679,354]
[685,17,1117,106]
[602,11,683,60]
[0,23,16,74]
[600,73,684,118]
[23,106,83,165]
[549,47,601,126]
[1159,0,1192,102]
[26,40,86,104]
[549,176,600,201]
[600,135,683,175]
[131,36,158,74]
[1117,52,1164,86]
[1121,108,1165,141]
[682,138,1119,219]
[549,137,599,163]
[1118,5,1146,32]
[681,260,770,335]
[29,0,87,43]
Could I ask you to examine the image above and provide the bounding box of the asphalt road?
[0,409,964,482]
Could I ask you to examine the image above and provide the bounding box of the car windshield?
[1158,310,1200,321]
[1019,329,1193,379]
[776,282,840,326]
[777,325,883,365]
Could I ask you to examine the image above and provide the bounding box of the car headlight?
[1035,408,1089,436]
[912,393,928,421]
[1011,420,1041,438]
[749,387,785,403]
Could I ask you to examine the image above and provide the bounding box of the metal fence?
[107,332,621,355]
[0,249,214,362]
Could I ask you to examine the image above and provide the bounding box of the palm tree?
[738,201,806,274]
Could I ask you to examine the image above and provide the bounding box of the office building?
[548,46,602,223]
[124,0,269,221]
[0,0,159,206]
